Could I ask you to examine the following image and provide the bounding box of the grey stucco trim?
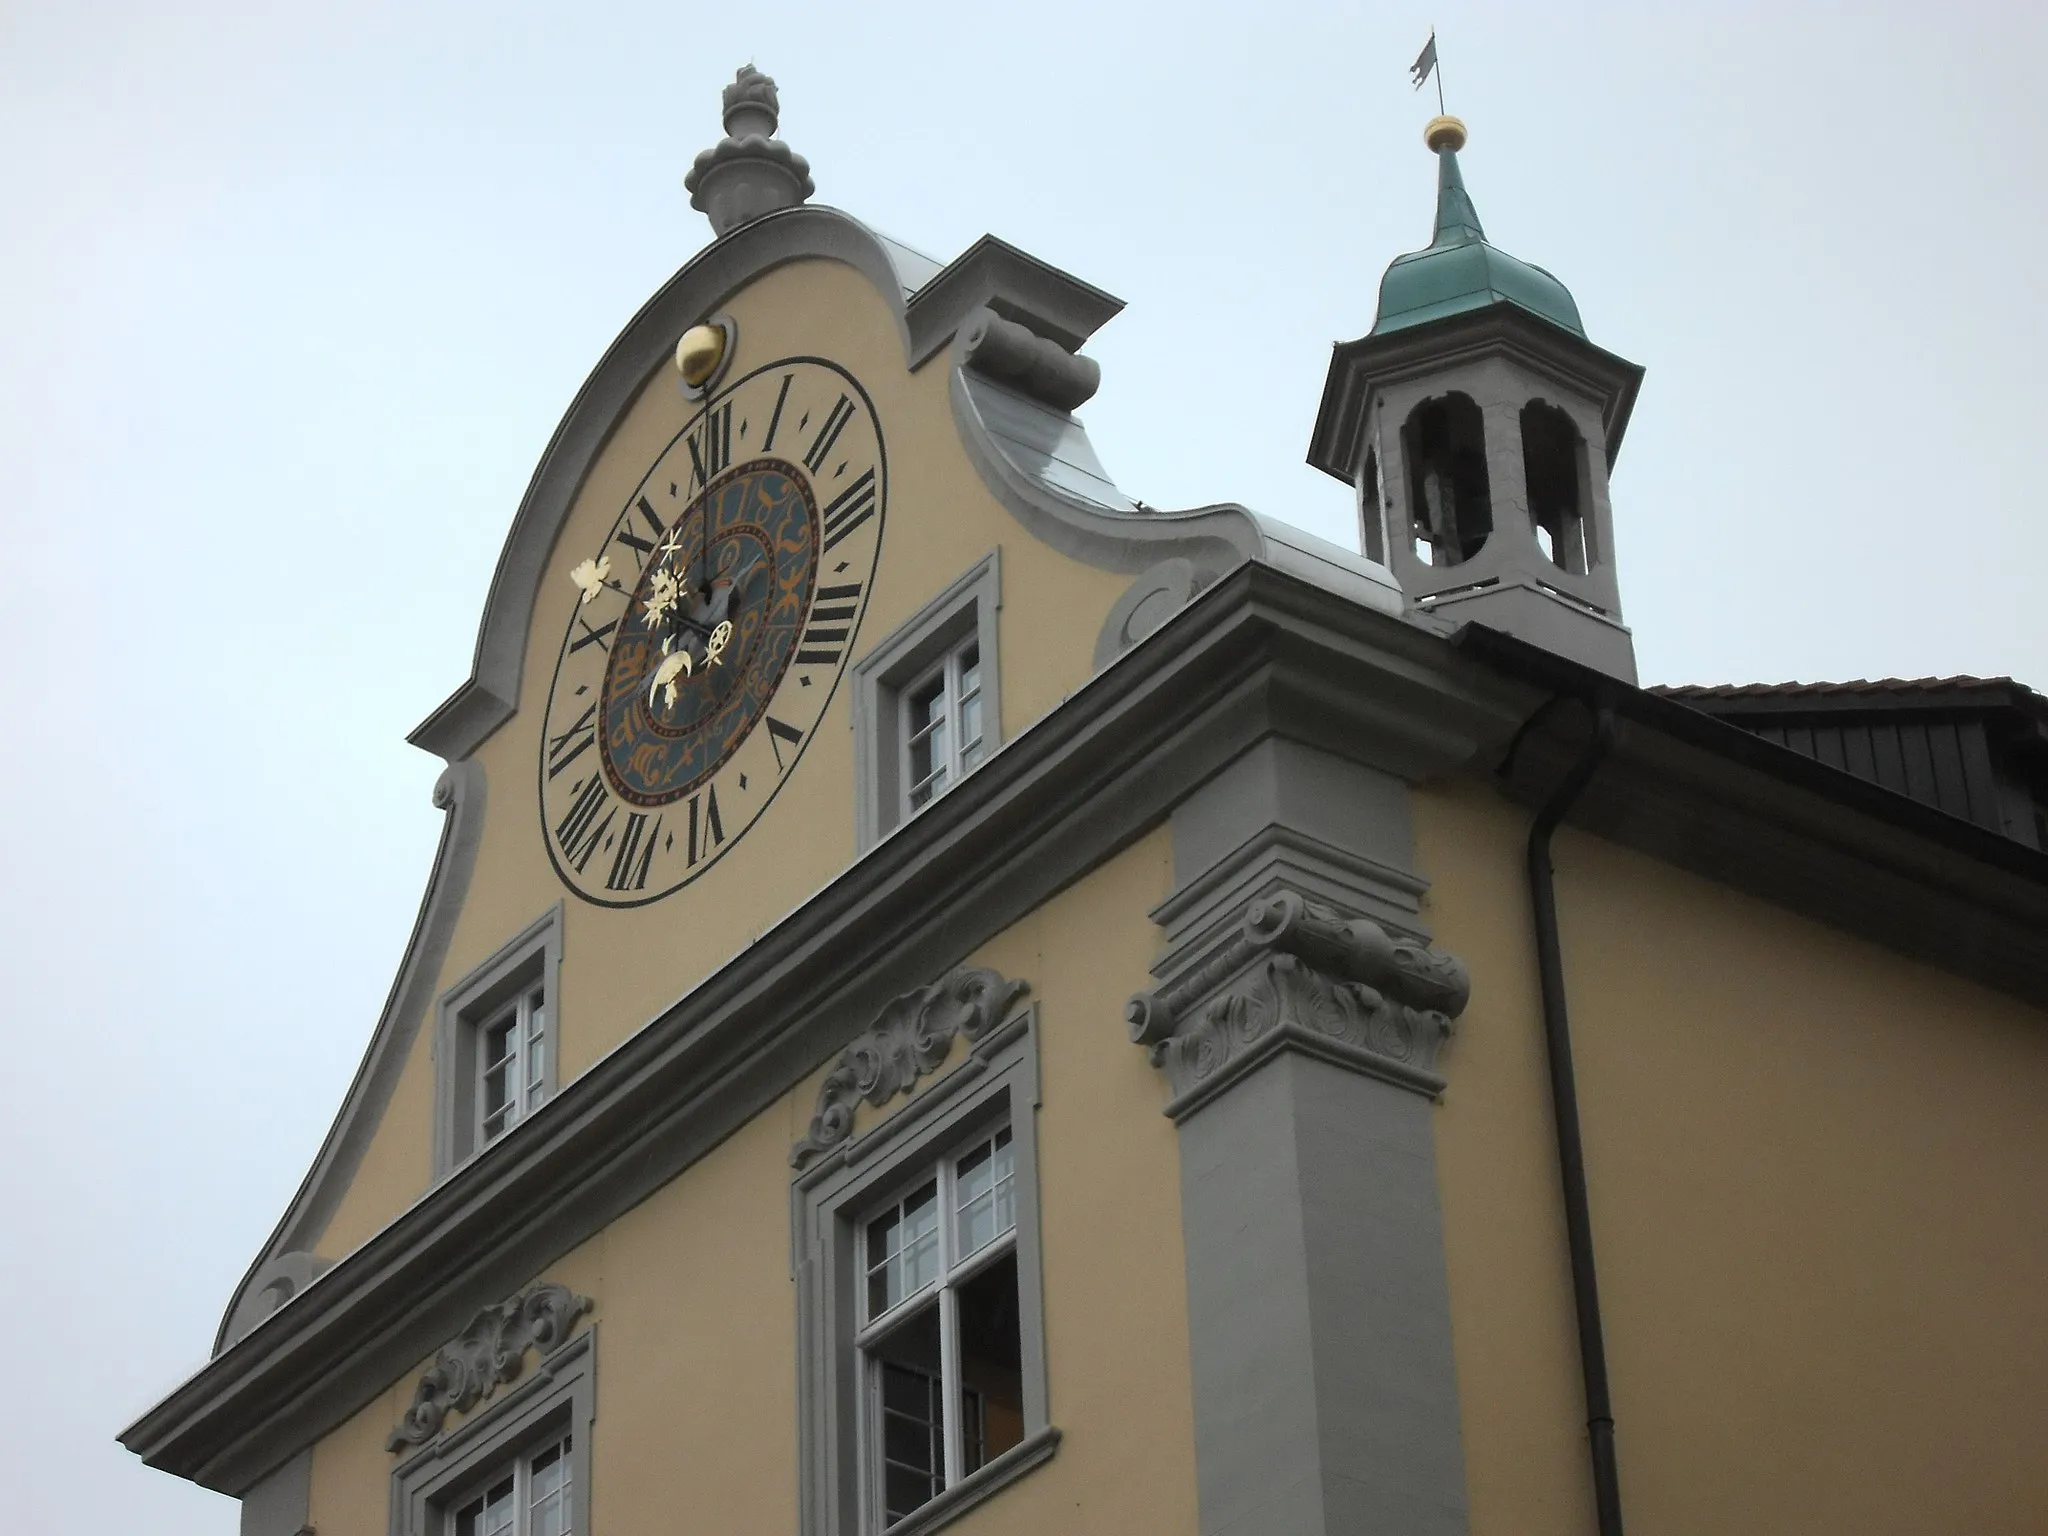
[1177,1053,1470,1536]
[948,369,1261,578]
[1144,739,1472,1534]
[387,1281,592,1451]
[850,550,1003,853]
[905,233,1123,362]
[388,1324,597,1536]
[215,760,488,1355]
[239,1448,310,1536]
[431,904,564,1181]
[128,563,2048,1493]
[793,1004,1052,1536]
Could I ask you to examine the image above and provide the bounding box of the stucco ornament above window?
[385,1281,593,1451]
[1128,888,1471,1118]
[790,966,1030,1169]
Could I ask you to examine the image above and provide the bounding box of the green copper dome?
[1371,136,1585,338]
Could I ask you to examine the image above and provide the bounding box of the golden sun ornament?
[644,568,681,626]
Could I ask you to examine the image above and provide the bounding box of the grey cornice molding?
[124,562,2048,1494]
[791,967,1029,1169]
[905,234,1123,364]
[1128,888,1472,1117]
[948,368,1263,580]
[959,306,1101,411]
[385,1281,592,1451]
[213,759,489,1357]
[1308,303,1645,481]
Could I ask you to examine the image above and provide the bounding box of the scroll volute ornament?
[791,966,1030,1168]
[386,1282,593,1451]
[1128,888,1471,1116]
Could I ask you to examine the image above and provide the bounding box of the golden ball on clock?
[674,323,727,389]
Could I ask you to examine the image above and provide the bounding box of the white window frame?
[849,551,1002,853]
[899,636,986,819]
[477,982,550,1149]
[434,906,564,1179]
[448,1429,574,1536]
[793,1005,1057,1536]
[855,1123,1019,1527]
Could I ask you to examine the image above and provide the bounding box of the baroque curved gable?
[210,204,1361,1355]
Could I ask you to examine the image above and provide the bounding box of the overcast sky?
[4,1,2044,1529]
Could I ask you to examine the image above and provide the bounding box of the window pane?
[870,1301,945,1524]
[958,691,983,764]
[482,1009,520,1141]
[529,1436,572,1536]
[955,1249,1025,1476]
[907,675,944,735]
[525,998,548,1113]
[954,1128,1016,1259]
[456,1470,517,1536]
[866,1179,940,1317]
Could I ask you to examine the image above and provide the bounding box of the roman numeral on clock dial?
[546,703,598,780]
[796,583,862,667]
[613,496,666,567]
[687,401,732,488]
[821,470,876,555]
[554,775,613,873]
[606,812,661,892]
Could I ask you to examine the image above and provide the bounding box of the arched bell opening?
[1521,400,1593,574]
[1403,393,1491,567]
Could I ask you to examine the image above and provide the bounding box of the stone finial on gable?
[685,65,816,238]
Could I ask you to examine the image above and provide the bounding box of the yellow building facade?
[125,71,2048,1536]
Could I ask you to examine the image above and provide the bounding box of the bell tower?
[1309,116,1645,682]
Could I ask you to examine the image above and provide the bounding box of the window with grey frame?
[793,1005,1056,1536]
[435,907,563,1179]
[850,551,1002,854]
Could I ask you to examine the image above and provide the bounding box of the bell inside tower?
[1403,393,1491,567]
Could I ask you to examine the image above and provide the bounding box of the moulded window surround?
[850,551,1002,854]
[434,905,564,1181]
[794,1006,1057,1536]
[389,1327,596,1536]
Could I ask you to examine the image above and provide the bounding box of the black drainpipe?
[1521,698,1625,1536]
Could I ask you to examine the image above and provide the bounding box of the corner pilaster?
[1138,738,1473,1536]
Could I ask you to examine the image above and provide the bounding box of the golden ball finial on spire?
[1424,115,1467,153]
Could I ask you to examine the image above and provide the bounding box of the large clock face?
[539,357,886,906]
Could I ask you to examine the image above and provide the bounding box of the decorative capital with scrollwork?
[1127,888,1470,1119]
